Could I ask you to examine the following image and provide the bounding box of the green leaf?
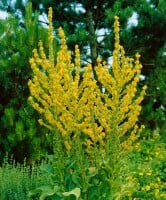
[39,186,56,200]
[88,167,98,177]
[28,188,42,197]
[62,188,81,199]
[29,185,60,200]
[39,164,54,175]
[71,173,81,186]
[88,186,99,199]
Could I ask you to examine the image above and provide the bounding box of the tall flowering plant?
[28,8,147,200]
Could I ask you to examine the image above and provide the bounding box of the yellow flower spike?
[47,7,54,66]
[64,141,71,152]
[28,9,147,181]
[48,7,52,21]
[114,16,120,49]
[135,52,141,59]
[58,27,67,46]
[86,139,92,148]
[58,27,65,37]
[75,45,81,71]
[142,85,147,91]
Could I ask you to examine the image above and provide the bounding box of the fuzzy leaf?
[62,187,81,199]
[39,164,54,175]
[29,185,59,200]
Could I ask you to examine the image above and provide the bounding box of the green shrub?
[0,156,49,200]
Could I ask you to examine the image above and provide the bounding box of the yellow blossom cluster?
[28,9,147,153]
[95,16,147,150]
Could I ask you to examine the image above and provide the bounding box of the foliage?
[126,130,166,199]
[0,3,56,164]
[121,0,166,133]
[28,8,147,200]
[0,155,50,200]
[0,1,165,199]
[0,131,165,200]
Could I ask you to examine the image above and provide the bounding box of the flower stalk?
[28,9,147,199]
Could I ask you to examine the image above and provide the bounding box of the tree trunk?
[86,10,98,68]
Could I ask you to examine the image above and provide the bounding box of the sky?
[0,4,138,24]
[0,10,8,19]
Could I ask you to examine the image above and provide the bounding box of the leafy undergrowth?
[0,129,165,200]
[0,157,50,200]
[126,129,166,200]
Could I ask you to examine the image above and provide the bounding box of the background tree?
[0,3,56,164]
[118,0,166,133]
[1,0,134,66]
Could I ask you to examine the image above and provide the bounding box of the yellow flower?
[145,185,151,191]
[154,183,159,189]
[142,85,147,91]
[29,58,35,64]
[154,189,159,197]
[157,177,161,182]
[126,176,133,181]
[155,151,160,156]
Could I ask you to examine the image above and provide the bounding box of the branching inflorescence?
[28,7,147,199]
[28,8,146,154]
